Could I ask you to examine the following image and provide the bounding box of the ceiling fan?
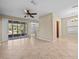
[24,10,37,18]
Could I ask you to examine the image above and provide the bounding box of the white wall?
[2,17,8,41]
[61,19,67,37]
[61,16,78,39]
[0,17,8,41]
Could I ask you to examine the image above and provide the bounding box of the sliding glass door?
[8,21,26,38]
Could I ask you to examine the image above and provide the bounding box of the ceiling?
[0,0,78,18]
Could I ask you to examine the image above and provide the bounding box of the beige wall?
[37,13,53,41]
[52,14,62,40]
[37,13,62,41]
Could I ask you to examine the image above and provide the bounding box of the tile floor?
[0,37,77,59]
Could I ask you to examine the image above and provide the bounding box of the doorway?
[56,21,59,38]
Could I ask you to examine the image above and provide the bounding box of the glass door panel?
[9,23,12,35]
[13,23,18,34]
[18,23,25,34]
[18,24,22,34]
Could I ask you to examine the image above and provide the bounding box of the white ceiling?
[0,0,78,18]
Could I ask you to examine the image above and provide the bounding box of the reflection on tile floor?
[0,37,77,59]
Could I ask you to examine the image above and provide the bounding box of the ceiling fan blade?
[26,12,33,18]
[27,10,30,13]
[31,13,37,15]
[24,10,27,13]
[30,15,34,18]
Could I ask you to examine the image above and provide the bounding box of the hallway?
[0,37,77,59]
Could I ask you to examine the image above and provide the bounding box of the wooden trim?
[57,21,59,38]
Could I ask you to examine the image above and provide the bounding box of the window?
[8,21,26,37]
